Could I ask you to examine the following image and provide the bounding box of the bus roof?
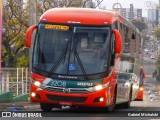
[40,8,124,25]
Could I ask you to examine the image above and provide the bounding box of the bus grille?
[46,94,87,103]
[42,86,90,94]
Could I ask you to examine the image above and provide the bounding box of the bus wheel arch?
[123,85,132,108]
[107,84,117,112]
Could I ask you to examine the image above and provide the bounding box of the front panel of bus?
[30,23,117,107]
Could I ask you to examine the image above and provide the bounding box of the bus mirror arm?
[113,29,122,53]
[25,25,37,48]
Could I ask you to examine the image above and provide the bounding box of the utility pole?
[29,0,37,26]
[29,0,37,71]
[0,0,2,91]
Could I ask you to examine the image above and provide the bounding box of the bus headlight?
[95,85,103,91]
[34,81,41,87]
[31,78,42,87]
[31,92,36,97]
[87,81,110,92]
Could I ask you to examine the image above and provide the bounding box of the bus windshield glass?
[33,23,111,76]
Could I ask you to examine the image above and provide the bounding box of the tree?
[152,27,160,40]
[131,19,147,32]
[2,0,84,67]
[36,0,84,18]
[3,0,29,67]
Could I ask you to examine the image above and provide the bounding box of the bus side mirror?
[25,25,37,48]
[113,29,122,53]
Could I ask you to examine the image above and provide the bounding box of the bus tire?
[40,103,53,112]
[139,98,143,101]
[107,86,117,112]
[123,88,132,108]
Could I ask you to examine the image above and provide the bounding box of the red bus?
[25,8,142,112]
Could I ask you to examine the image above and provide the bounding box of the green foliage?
[152,27,160,39]
[131,19,147,32]
[3,0,84,67]
[3,0,29,67]
[17,52,29,67]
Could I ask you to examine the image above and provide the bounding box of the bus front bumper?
[30,84,113,107]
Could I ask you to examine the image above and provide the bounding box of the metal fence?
[0,68,30,96]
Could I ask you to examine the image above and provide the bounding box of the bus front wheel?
[40,103,53,112]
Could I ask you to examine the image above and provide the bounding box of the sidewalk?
[0,101,40,111]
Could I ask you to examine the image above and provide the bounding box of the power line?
[94,0,104,9]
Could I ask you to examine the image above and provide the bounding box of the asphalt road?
[1,97,160,120]
[15,91,159,119]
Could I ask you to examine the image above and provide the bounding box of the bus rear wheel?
[40,103,53,112]
[107,88,117,112]
[123,88,132,108]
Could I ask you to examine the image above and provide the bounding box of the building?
[120,4,142,20]
[147,9,160,26]
[148,9,160,27]
[148,9,157,22]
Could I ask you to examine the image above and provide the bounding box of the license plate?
[60,102,72,106]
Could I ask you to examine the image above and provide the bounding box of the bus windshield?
[33,23,111,77]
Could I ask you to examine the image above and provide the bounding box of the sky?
[101,0,159,17]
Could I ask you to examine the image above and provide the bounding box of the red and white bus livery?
[25,8,142,111]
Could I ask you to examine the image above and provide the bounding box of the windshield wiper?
[63,39,69,64]
[48,39,70,75]
[71,36,87,77]
[66,42,87,77]
[66,27,86,76]
[48,54,65,75]
[74,50,87,76]
[48,27,87,78]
